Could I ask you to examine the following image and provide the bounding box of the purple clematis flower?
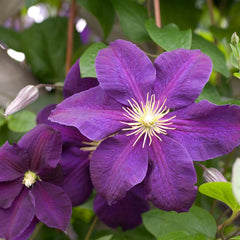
[37,60,149,230]
[0,124,72,240]
[50,39,240,212]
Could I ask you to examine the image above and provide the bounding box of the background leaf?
[191,33,230,77]
[199,182,240,213]
[80,42,107,78]
[111,0,150,42]
[96,235,113,240]
[160,0,201,29]
[196,82,221,104]
[0,27,22,51]
[77,0,115,39]
[7,110,36,133]
[111,225,155,240]
[145,20,192,51]
[157,232,206,240]
[142,206,217,239]
[21,17,81,83]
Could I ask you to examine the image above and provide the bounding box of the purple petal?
[146,136,197,212]
[38,163,64,186]
[50,86,126,140]
[96,39,156,105]
[154,49,212,109]
[61,146,93,206]
[13,218,39,240]
[90,135,148,205]
[18,124,62,171]
[37,104,57,125]
[0,179,23,208]
[168,100,240,161]
[63,59,99,98]
[37,104,89,145]
[32,181,72,231]
[94,185,149,230]
[0,188,35,240]
[0,142,28,181]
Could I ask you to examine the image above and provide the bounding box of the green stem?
[144,51,160,58]
[226,227,240,240]
[219,212,240,240]
[84,216,98,240]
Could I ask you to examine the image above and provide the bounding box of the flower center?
[22,170,40,188]
[121,93,176,147]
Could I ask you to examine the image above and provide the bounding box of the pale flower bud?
[231,32,239,45]
[4,85,39,117]
[232,158,240,205]
[203,168,227,183]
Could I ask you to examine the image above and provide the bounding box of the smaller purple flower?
[0,124,72,240]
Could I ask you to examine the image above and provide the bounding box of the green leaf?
[111,225,154,240]
[77,0,115,39]
[196,82,221,104]
[230,53,240,69]
[229,44,240,59]
[142,206,217,239]
[157,232,206,240]
[160,0,201,30]
[7,110,36,133]
[234,72,240,79]
[157,231,189,240]
[21,17,81,83]
[0,115,6,128]
[80,42,107,78]
[97,235,113,240]
[111,0,150,42]
[231,237,240,240]
[146,20,192,51]
[0,27,22,51]
[199,182,240,213]
[25,0,39,8]
[191,33,230,77]
[72,206,94,224]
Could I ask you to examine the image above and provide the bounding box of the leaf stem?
[65,0,76,75]
[219,212,240,240]
[84,216,98,240]
[153,0,161,28]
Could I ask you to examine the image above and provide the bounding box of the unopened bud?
[4,85,39,117]
[231,32,239,45]
[232,158,240,205]
[203,168,227,183]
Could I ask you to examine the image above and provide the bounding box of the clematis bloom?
[50,39,240,212]
[37,60,149,230]
[0,124,72,240]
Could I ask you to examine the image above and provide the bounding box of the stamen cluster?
[22,170,40,188]
[122,93,175,147]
